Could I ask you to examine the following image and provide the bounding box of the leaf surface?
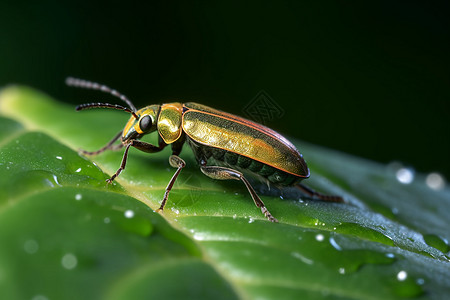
[0,86,449,300]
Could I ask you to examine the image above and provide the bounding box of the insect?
[67,77,343,222]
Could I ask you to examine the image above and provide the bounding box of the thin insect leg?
[106,142,132,183]
[80,130,123,155]
[240,175,279,222]
[295,183,344,203]
[200,165,278,222]
[157,155,186,212]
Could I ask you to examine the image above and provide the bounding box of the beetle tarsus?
[261,207,278,223]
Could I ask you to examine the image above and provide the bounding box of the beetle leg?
[157,155,186,212]
[200,165,278,222]
[130,139,167,153]
[106,142,132,183]
[107,139,168,183]
[295,183,344,203]
[80,130,123,155]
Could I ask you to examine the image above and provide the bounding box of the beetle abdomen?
[193,141,298,186]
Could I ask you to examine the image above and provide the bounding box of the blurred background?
[1,0,449,178]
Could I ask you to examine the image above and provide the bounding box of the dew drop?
[124,210,134,218]
[193,233,205,241]
[104,217,110,224]
[248,217,255,223]
[32,295,49,300]
[75,168,82,173]
[338,267,345,274]
[397,270,408,281]
[329,236,342,251]
[75,194,82,201]
[232,214,237,219]
[391,207,399,215]
[315,234,325,242]
[56,156,63,160]
[24,239,39,254]
[425,172,445,190]
[52,174,61,186]
[396,168,414,184]
[61,253,77,270]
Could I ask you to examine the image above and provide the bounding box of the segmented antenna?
[76,102,139,120]
[66,77,137,112]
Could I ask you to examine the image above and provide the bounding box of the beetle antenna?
[66,77,137,112]
[76,102,139,120]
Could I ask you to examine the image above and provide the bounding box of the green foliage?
[0,86,449,300]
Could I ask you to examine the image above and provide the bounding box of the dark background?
[1,1,449,178]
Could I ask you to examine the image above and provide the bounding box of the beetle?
[67,77,343,222]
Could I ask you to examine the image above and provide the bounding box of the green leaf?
[0,86,449,300]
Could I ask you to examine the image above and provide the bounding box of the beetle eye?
[139,115,152,132]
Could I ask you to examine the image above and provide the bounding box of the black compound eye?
[139,115,152,132]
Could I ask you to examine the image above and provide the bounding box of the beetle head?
[122,105,161,142]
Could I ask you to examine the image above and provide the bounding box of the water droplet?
[248,217,254,223]
[104,217,110,224]
[56,156,62,160]
[124,210,134,218]
[397,270,408,281]
[193,232,205,241]
[24,239,39,254]
[386,253,395,258]
[416,278,425,285]
[75,167,82,173]
[232,214,237,219]
[32,295,49,300]
[61,253,77,270]
[425,172,445,190]
[171,207,180,215]
[315,234,325,242]
[52,174,61,186]
[75,194,82,201]
[338,267,345,274]
[396,168,414,184]
[329,236,342,251]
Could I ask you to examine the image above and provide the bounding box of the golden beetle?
[67,77,343,222]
